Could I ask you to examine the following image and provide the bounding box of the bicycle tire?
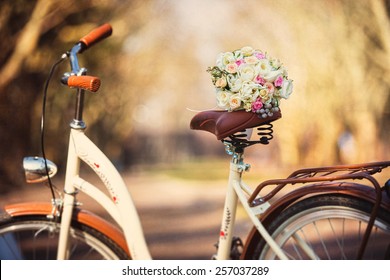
[0,215,130,260]
[252,194,390,260]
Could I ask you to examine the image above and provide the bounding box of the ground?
[0,170,256,260]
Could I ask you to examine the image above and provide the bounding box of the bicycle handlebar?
[61,23,112,92]
[61,75,101,92]
[78,23,112,53]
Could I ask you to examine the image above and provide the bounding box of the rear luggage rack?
[248,161,390,206]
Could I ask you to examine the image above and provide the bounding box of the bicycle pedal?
[230,237,244,260]
[213,236,244,260]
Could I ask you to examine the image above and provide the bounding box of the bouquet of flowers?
[208,46,293,118]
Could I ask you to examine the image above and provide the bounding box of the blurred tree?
[239,0,390,166]
[0,0,149,192]
[0,0,54,191]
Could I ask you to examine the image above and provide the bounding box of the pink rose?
[254,52,266,60]
[274,75,284,87]
[235,59,245,66]
[255,75,266,85]
[226,63,238,74]
[264,82,275,93]
[251,98,263,112]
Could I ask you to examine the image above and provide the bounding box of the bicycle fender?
[2,202,130,258]
[241,183,390,260]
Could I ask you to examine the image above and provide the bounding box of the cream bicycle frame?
[57,128,151,259]
[56,126,288,260]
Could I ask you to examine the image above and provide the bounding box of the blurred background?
[1,0,390,259]
[1,0,390,191]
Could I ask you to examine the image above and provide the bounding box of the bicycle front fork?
[56,130,81,259]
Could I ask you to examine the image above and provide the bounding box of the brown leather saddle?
[190,110,281,140]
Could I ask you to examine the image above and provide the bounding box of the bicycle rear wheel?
[0,215,129,260]
[253,194,390,260]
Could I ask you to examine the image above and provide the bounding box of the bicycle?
[1,23,390,260]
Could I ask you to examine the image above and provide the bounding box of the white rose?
[256,59,271,75]
[240,81,258,100]
[215,76,227,88]
[263,69,284,82]
[243,102,253,112]
[238,64,256,81]
[227,74,242,92]
[280,79,293,99]
[216,52,235,69]
[229,94,242,111]
[216,90,231,109]
[240,46,254,56]
[244,55,258,65]
[259,88,272,103]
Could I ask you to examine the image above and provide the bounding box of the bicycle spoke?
[1,234,20,259]
[256,195,390,260]
[0,219,125,259]
[311,221,329,259]
[292,231,318,260]
[327,218,347,259]
[290,236,303,260]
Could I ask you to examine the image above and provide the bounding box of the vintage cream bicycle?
[1,23,390,260]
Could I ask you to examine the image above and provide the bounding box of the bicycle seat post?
[224,141,246,166]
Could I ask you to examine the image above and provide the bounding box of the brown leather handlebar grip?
[66,75,101,92]
[79,23,112,50]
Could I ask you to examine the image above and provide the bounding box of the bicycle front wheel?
[254,194,390,260]
[0,215,129,260]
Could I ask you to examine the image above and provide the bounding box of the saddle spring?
[224,122,275,151]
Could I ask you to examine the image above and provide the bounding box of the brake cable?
[40,53,67,201]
